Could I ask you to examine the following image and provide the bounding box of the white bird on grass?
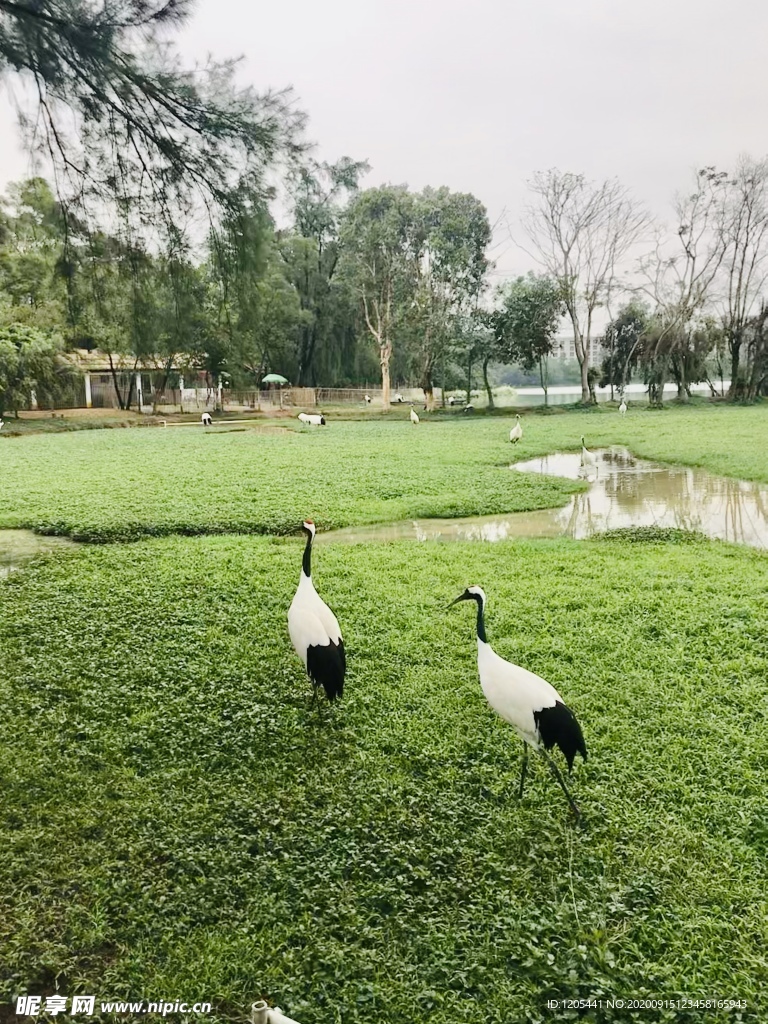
[450,586,587,819]
[410,406,420,425]
[288,520,345,702]
[201,413,212,426]
[618,397,627,415]
[298,412,326,426]
[364,394,372,404]
[509,414,523,444]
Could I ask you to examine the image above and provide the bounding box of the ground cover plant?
[1,535,766,1023]
[1,404,767,543]
[1,404,767,1022]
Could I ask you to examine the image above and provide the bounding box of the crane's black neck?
[302,531,313,577]
[470,594,487,642]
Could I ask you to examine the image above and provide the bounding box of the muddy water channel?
[2,450,766,572]
[321,448,768,549]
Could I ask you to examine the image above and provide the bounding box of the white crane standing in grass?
[618,396,627,416]
[201,412,212,426]
[298,413,326,426]
[580,436,597,471]
[410,406,420,425]
[288,520,346,702]
[509,414,523,444]
[364,394,372,404]
[0,418,4,430]
[450,586,587,819]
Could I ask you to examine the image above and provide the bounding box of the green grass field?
[2,403,768,542]
[1,404,767,1023]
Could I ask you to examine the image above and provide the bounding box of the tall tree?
[521,170,649,403]
[282,157,369,385]
[638,167,730,405]
[340,185,413,406]
[491,274,564,406]
[598,301,650,395]
[406,187,491,408]
[715,156,768,398]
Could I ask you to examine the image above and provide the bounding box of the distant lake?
[495,381,728,407]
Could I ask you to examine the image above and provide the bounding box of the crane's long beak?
[447,594,467,609]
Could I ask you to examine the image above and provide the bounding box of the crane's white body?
[364,394,371,404]
[477,637,562,749]
[410,407,420,424]
[288,571,342,667]
[201,413,212,426]
[298,413,325,426]
[618,398,627,415]
[509,415,523,443]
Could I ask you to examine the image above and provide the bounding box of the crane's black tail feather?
[534,701,587,772]
[306,639,346,701]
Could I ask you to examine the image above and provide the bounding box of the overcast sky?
[1,0,767,280]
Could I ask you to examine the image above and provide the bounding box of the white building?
[553,333,605,363]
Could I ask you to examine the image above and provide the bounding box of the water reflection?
[321,449,768,549]
[0,530,76,577]
[514,448,768,548]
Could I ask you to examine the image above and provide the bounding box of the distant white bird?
[464,404,475,414]
[364,394,372,404]
[410,406,420,425]
[509,414,523,444]
[450,586,587,819]
[448,396,456,406]
[580,436,597,470]
[288,520,345,702]
[394,392,404,403]
[201,413,212,427]
[618,397,627,415]
[298,412,326,426]
[0,418,4,430]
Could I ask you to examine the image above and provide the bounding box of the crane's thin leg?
[310,683,319,706]
[543,751,581,821]
[518,745,529,799]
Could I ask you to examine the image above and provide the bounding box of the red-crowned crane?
[618,397,627,415]
[298,412,326,426]
[410,406,420,425]
[509,414,523,444]
[450,586,587,819]
[201,413,212,426]
[288,520,345,702]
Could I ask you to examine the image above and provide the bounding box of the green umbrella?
[262,373,289,384]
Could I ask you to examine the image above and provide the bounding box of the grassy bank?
[1,404,767,543]
[1,534,766,1023]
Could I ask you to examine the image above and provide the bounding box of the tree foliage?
[492,274,564,402]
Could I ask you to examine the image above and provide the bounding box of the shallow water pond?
[321,448,768,549]
[0,530,77,577]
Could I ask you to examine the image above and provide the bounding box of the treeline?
[0,1,767,414]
